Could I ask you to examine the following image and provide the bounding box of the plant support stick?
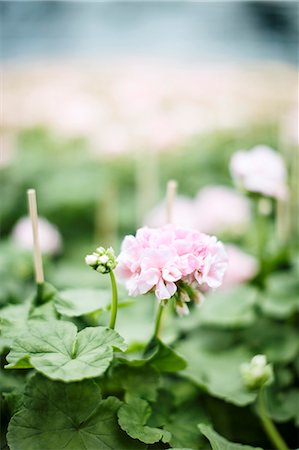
[166,179,177,224]
[27,189,44,286]
[153,180,178,338]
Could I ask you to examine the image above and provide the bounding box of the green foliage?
[1,125,298,449]
[7,374,145,450]
[198,285,258,328]
[112,365,160,402]
[260,270,299,319]
[265,386,299,425]
[120,338,187,372]
[118,397,171,444]
[54,288,111,317]
[161,400,209,449]
[6,321,127,381]
[176,328,257,406]
[198,424,263,450]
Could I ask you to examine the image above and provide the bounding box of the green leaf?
[148,390,209,449]
[241,319,299,364]
[0,302,31,351]
[34,282,60,305]
[176,329,256,406]
[148,338,187,372]
[118,397,171,444]
[6,320,127,381]
[0,296,59,352]
[199,286,258,328]
[7,374,145,450]
[119,338,187,372]
[265,387,299,425]
[112,365,160,402]
[198,424,263,450]
[54,288,111,317]
[164,401,209,449]
[260,271,299,319]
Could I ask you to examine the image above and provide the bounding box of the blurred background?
[1,1,298,294]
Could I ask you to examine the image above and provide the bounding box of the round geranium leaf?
[198,424,263,450]
[7,374,145,450]
[6,320,127,382]
[118,397,171,444]
[54,288,111,317]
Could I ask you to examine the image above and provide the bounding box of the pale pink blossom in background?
[115,224,228,302]
[194,185,251,235]
[145,196,197,228]
[230,145,288,200]
[11,216,62,255]
[222,244,258,288]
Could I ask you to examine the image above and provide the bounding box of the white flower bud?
[176,302,190,316]
[98,254,109,264]
[85,254,98,266]
[193,290,206,306]
[180,291,190,303]
[86,245,117,274]
[251,355,267,367]
[241,354,273,390]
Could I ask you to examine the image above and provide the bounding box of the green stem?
[257,388,289,450]
[109,271,118,329]
[153,302,164,338]
[256,199,267,269]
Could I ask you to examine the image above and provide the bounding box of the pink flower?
[222,245,259,288]
[230,145,288,200]
[115,225,228,302]
[11,216,62,256]
[194,186,251,235]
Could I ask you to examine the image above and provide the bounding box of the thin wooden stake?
[27,189,44,284]
[165,180,177,224]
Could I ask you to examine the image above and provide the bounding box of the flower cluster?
[230,145,288,200]
[12,216,62,256]
[241,355,273,390]
[115,225,228,314]
[85,246,117,274]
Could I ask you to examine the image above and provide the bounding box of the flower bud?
[193,290,206,306]
[85,254,98,266]
[176,301,190,316]
[240,354,273,390]
[85,246,117,274]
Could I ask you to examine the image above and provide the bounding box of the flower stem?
[153,302,164,338]
[257,388,289,450]
[109,271,118,329]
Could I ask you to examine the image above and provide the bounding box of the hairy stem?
[257,388,289,450]
[153,302,164,338]
[109,271,118,329]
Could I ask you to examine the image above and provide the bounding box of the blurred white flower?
[11,216,62,256]
[144,196,197,228]
[230,145,288,200]
[222,245,259,288]
[194,185,251,235]
[241,354,273,390]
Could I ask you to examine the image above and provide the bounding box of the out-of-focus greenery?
[1,122,298,450]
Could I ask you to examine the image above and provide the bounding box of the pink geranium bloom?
[222,245,259,288]
[115,225,228,303]
[230,145,288,200]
